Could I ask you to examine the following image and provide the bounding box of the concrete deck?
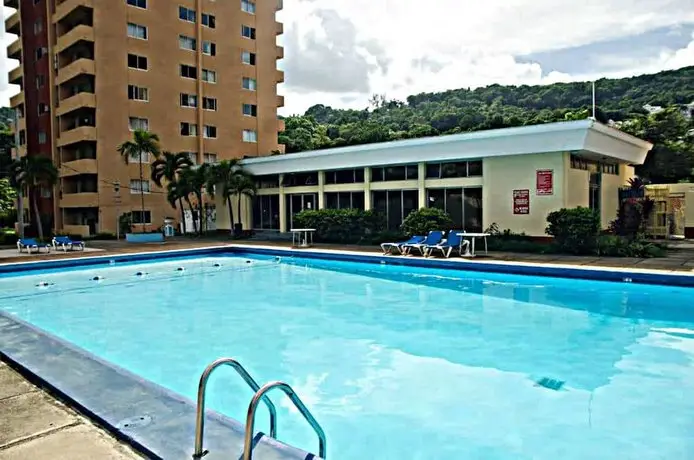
[0,361,143,459]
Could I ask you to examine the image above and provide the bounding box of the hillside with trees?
[279,66,694,184]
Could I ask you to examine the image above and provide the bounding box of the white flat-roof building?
[216,119,653,237]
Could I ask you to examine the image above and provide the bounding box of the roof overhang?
[242,119,654,175]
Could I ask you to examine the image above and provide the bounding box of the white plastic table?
[456,232,490,257]
[290,228,316,248]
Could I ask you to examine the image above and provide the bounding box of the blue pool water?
[1,253,694,459]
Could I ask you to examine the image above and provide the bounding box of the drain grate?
[117,414,152,429]
[535,377,565,391]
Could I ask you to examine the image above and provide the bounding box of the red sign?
[513,189,530,214]
[536,169,554,195]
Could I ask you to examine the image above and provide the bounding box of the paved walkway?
[0,361,142,459]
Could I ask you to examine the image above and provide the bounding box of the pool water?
[1,253,694,459]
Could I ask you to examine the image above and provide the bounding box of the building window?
[19,131,26,145]
[202,13,216,28]
[325,192,365,210]
[241,51,256,65]
[179,6,195,22]
[252,195,280,230]
[37,103,50,115]
[127,23,148,40]
[241,25,256,39]
[241,0,255,14]
[180,122,198,136]
[38,131,47,144]
[128,151,150,163]
[127,0,147,8]
[425,161,483,179]
[203,97,217,111]
[202,69,216,83]
[35,75,45,88]
[180,64,197,79]
[372,190,419,230]
[602,163,619,175]
[33,18,43,35]
[203,125,217,139]
[40,187,51,198]
[242,103,257,117]
[179,35,196,51]
[182,152,197,164]
[285,193,317,229]
[129,117,149,131]
[130,180,151,194]
[242,129,257,143]
[426,187,483,232]
[131,210,152,224]
[180,93,198,108]
[325,168,365,184]
[256,174,280,189]
[127,54,148,70]
[202,41,216,56]
[242,77,257,90]
[282,172,318,187]
[128,85,149,101]
[203,153,218,164]
[35,47,47,61]
[371,165,418,182]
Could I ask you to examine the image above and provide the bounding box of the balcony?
[56,25,94,54]
[276,46,284,60]
[8,64,22,85]
[57,126,97,147]
[277,0,283,10]
[6,38,21,60]
[4,0,18,9]
[5,10,20,35]
[56,58,95,85]
[9,91,23,108]
[60,158,98,177]
[16,117,25,132]
[276,69,284,84]
[60,192,99,208]
[277,95,284,108]
[56,92,96,117]
[54,0,93,24]
[275,21,283,35]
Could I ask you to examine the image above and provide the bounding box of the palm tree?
[173,171,198,235]
[9,156,58,241]
[229,171,256,234]
[116,130,161,232]
[151,151,193,234]
[178,166,208,235]
[206,160,239,234]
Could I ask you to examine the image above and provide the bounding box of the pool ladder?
[192,357,327,460]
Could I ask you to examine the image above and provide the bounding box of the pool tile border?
[0,310,315,460]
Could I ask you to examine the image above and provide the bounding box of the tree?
[206,160,240,234]
[278,116,331,153]
[229,171,256,233]
[0,178,16,215]
[9,156,58,240]
[172,171,198,235]
[178,165,208,235]
[151,151,193,234]
[116,130,161,231]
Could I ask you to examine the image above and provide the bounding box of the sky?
[2,0,694,117]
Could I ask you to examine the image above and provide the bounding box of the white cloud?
[278,0,694,114]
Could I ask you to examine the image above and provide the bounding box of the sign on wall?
[513,189,530,214]
[536,169,554,195]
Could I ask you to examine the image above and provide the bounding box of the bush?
[485,223,554,253]
[596,235,666,258]
[0,230,18,246]
[293,208,385,244]
[546,207,601,255]
[400,208,454,236]
[609,197,655,238]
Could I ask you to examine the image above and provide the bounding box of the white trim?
[242,120,654,176]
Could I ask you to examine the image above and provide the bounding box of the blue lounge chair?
[424,230,470,258]
[17,238,51,254]
[381,235,425,255]
[401,231,444,256]
[52,235,85,252]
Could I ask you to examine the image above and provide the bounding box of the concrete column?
[363,167,372,210]
[318,171,325,209]
[417,162,426,209]
[279,174,287,232]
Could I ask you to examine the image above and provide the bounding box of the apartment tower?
[5,0,285,235]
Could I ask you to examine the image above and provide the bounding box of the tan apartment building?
[5,0,285,236]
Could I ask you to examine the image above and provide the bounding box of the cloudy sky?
[2,0,694,116]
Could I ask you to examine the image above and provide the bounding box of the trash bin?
[163,218,175,238]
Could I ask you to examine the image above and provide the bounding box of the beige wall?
[483,152,566,236]
[566,168,589,209]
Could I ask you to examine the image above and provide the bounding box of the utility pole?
[591,81,596,120]
[114,180,121,240]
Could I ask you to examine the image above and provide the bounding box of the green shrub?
[596,235,666,258]
[293,208,385,244]
[0,230,18,246]
[485,223,553,253]
[400,208,454,236]
[546,207,601,255]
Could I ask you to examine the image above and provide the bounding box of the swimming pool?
[1,250,693,459]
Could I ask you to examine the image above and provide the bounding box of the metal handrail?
[193,358,278,459]
[243,381,327,460]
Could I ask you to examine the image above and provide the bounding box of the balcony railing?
[53,0,94,24]
[8,64,22,85]
[60,158,98,177]
[276,46,284,60]
[276,69,284,84]
[7,38,21,60]
[56,92,96,117]
[277,95,285,108]
[4,0,19,10]
[9,91,24,108]
[56,58,95,85]
[275,21,283,35]
[56,24,94,54]
[60,192,99,208]
[5,10,20,35]
[57,126,97,147]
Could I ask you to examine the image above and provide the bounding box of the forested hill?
[278,66,694,183]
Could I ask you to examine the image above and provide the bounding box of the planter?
[125,233,164,243]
